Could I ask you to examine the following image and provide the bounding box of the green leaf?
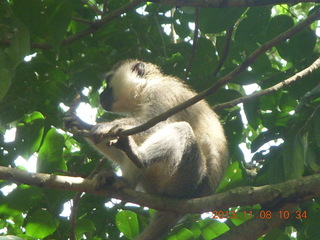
[167,228,195,240]
[216,161,243,193]
[15,111,45,159]
[25,209,59,238]
[286,28,317,62]
[12,0,71,48]
[314,110,320,148]
[199,8,246,33]
[283,135,305,180]
[235,7,271,46]
[190,38,218,76]
[75,219,96,237]
[243,99,261,130]
[266,15,294,41]
[267,148,284,184]
[115,210,139,240]
[0,185,42,216]
[12,0,48,39]
[0,65,12,101]
[47,0,73,48]
[263,228,291,240]
[37,128,67,173]
[5,20,30,68]
[199,219,229,240]
[266,15,316,62]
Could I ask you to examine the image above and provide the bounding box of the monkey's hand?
[89,123,123,145]
[63,114,94,137]
[91,123,145,169]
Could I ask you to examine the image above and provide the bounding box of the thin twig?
[119,9,320,137]
[154,13,168,58]
[148,0,320,8]
[212,26,234,77]
[185,7,200,80]
[213,57,320,110]
[72,17,92,24]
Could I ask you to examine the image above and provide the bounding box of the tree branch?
[185,7,200,80]
[214,57,320,110]
[1,166,320,214]
[2,166,320,239]
[212,26,234,77]
[69,157,108,240]
[119,9,320,137]
[0,0,146,50]
[149,0,320,8]
[81,0,103,15]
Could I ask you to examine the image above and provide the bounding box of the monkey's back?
[138,75,229,196]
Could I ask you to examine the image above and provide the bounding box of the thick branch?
[120,9,320,137]
[1,166,320,214]
[149,0,320,8]
[214,57,320,110]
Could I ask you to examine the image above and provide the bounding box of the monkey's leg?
[135,211,183,240]
[130,122,204,240]
[116,121,203,174]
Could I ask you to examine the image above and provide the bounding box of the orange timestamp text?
[212,210,307,220]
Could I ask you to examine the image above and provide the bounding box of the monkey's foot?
[93,170,129,190]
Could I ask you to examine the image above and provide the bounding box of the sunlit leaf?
[15,111,45,159]
[37,128,67,173]
[115,210,139,239]
[25,209,59,238]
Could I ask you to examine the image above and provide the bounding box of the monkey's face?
[100,60,158,114]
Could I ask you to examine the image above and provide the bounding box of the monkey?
[66,59,228,240]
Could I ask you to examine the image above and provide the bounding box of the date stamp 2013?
[212,210,307,220]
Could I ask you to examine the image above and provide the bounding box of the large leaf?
[283,135,305,180]
[25,209,59,238]
[0,185,42,216]
[199,219,229,240]
[12,0,72,48]
[4,20,30,68]
[15,111,45,159]
[115,210,139,240]
[235,7,271,46]
[46,0,73,48]
[190,38,218,76]
[75,219,96,238]
[199,8,246,33]
[37,128,67,173]
[0,65,12,101]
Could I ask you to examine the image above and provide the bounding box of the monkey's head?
[99,60,161,114]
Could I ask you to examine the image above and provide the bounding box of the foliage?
[0,0,320,239]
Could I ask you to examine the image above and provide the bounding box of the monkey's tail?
[134,211,183,240]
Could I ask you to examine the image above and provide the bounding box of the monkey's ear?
[132,62,145,77]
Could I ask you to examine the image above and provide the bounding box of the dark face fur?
[99,60,151,113]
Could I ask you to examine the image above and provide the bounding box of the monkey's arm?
[112,135,145,169]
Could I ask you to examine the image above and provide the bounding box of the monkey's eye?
[132,62,145,77]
